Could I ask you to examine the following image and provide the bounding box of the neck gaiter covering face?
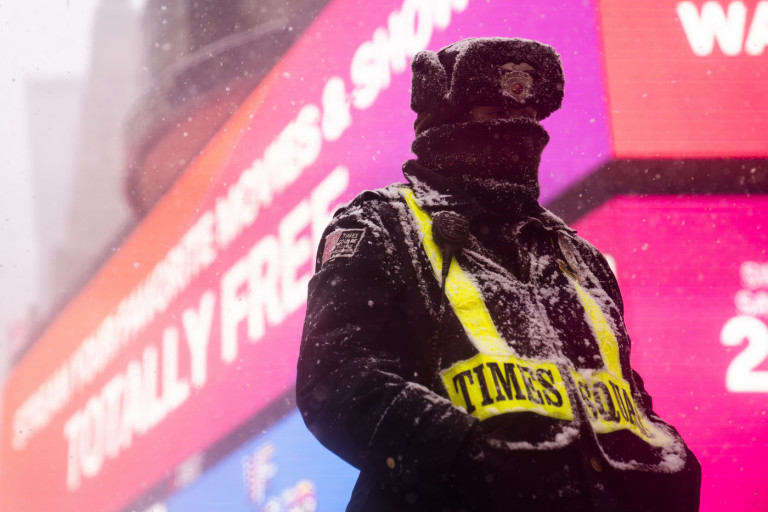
[411,117,550,212]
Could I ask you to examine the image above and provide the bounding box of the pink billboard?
[0,0,611,510]
[3,0,764,510]
[574,196,768,512]
[599,0,768,157]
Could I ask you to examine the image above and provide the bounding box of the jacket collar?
[402,159,479,214]
[402,159,576,235]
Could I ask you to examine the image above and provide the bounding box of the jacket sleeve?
[296,193,477,487]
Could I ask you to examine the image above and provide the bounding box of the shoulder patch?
[321,228,366,267]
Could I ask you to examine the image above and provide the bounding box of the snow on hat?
[411,37,564,132]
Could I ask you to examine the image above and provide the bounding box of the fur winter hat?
[411,37,564,133]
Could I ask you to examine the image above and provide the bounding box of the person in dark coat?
[296,37,701,512]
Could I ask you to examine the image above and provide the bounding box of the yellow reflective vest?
[297,164,701,512]
[402,187,672,446]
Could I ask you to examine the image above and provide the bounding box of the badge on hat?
[500,62,535,102]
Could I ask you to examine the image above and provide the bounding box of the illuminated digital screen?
[159,411,357,512]
[574,195,768,512]
[0,1,612,510]
[599,0,768,157]
[1,0,764,510]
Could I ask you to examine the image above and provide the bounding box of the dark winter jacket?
[297,161,701,512]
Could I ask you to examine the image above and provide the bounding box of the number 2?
[720,316,768,393]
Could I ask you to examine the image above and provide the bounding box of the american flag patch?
[321,228,365,267]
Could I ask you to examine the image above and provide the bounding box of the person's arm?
[296,193,477,488]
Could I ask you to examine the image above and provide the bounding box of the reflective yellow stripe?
[402,188,510,356]
[560,267,622,378]
[442,353,573,421]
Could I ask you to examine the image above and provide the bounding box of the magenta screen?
[574,196,768,512]
[3,0,765,511]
